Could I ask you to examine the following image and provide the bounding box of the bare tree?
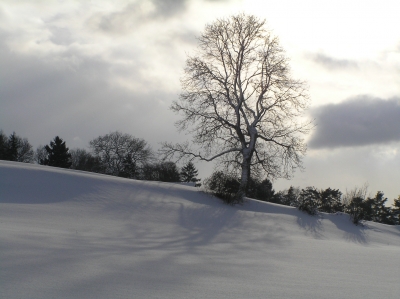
[162,14,312,202]
[16,137,34,163]
[90,131,152,177]
[70,148,103,173]
[342,183,369,207]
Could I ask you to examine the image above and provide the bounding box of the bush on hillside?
[204,171,240,205]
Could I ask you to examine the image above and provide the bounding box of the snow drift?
[1,161,399,299]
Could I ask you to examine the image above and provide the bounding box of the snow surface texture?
[1,161,399,299]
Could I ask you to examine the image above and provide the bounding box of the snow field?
[1,161,399,298]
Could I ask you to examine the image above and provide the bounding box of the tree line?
[1,129,399,225]
[0,130,201,185]
[204,171,400,226]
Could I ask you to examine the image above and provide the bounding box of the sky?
[0,0,399,203]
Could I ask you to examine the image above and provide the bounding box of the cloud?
[0,34,182,150]
[308,53,358,69]
[91,0,190,34]
[309,96,400,148]
[49,26,73,46]
[151,0,188,17]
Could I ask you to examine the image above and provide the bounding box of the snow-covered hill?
[1,161,399,299]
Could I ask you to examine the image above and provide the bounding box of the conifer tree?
[0,130,6,159]
[180,161,200,183]
[6,132,19,161]
[391,196,400,225]
[0,131,34,163]
[318,188,343,213]
[297,187,319,215]
[282,186,300,207]
[42,136,72,168]
[366,191,392,224]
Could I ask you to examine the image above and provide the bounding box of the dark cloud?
[309,96,400,148]
[151,0,229,17]
[93,0,189,34]
[0,36,181,151]
[151,0,188,17]
[92,0,230,34]
[308,53,358,69]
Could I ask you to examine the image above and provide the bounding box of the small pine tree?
[391,196,400,225]
[180,162,200,183]
[297,187,319,215]
[318,188,343,213]
[0,130,7,159]
[0,132,34,163]
[366,191,392,224]
[282,186,301,207]
[42,136,72,168]
[6,132,19,161]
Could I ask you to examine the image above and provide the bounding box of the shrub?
[205,171,240,205]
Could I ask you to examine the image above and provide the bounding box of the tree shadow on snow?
[326,213,368,244]
[296,213,324,239]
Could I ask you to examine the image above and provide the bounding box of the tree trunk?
[235,155,251,203]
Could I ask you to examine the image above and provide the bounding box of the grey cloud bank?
[0,35,180,150]
[309,53,358,70]
[309,96,400,148]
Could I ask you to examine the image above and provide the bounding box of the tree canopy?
[89,131,152,178]
[162,14,311,202]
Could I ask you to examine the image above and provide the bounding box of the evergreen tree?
[297,187,319,215]
[0,131,34,163]
[6,132,19,161]
[366,191,392,224]
[281,186,301,207]
[318,188,343,213]
[391,196,400,225]
[180,161,200,183]
[42,136,72,168]
[0,130,8,160]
